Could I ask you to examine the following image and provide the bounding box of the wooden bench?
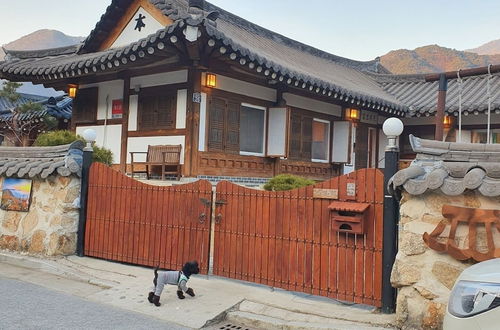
[130,145,182,180]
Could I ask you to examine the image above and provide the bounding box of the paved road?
[0,275,189,330]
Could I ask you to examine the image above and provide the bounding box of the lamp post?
[76,129,96,257]
[381,117,403,313]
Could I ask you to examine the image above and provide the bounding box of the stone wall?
[392,190,500,329]
[0,176,80,256]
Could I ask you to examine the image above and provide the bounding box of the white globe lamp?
[383,118,404,151]
[82,128,97,150]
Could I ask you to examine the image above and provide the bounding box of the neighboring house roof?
[0,93,47,112]
[0,0,407,115]
[0,95,72,123]
[389,135,500,197]
[376,73,500,117]
[0,141,83,178]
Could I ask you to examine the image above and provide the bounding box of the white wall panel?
[283,93,341,116]
[198,93,207,151]
[176,89,187,129]
[131,70,188,89]
[267,107,288,157]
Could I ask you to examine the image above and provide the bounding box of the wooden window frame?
[239,103,267,157]
[137,85,177,132]
[311,118,331,163]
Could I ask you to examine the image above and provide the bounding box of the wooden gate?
[84,163,212,274]
[213,169,384,306]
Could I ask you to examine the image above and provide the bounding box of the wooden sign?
[313,188,339,200]
[347,182,356,197]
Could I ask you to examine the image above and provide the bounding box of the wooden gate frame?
[84,163,213,274]
[212,168,384,306]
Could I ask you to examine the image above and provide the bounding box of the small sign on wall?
[1,178,33,212]
[313,188,339,200]
[112,99,123,119]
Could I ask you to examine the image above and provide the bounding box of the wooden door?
[213,168,384,307]
[84,163,212,274]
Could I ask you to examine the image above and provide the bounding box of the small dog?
[147,261,200,307]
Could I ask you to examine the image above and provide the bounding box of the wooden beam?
[128,128,186,137]
[183,67,202,177]
[435,74,447,141]
[120,76,131,173]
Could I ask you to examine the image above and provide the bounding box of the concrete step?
[223,300,394,330]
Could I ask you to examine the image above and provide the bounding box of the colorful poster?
[1,178,33,212]
[112,99,123,119]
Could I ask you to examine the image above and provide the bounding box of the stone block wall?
[0,176,80,256]
[392,190,500,329]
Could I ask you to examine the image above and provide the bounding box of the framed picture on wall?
[1,178,33,212]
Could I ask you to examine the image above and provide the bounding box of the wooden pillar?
[435,73,447,141]
[120,76,131,173]
[183,67,202,177]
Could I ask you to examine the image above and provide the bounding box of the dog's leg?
[152,294,161,307]
[177,290,185,299]
[186,288,195,297]
[148,291,155,303]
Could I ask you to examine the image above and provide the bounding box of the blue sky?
[1,0,500,60]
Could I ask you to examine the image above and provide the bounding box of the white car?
[444,258,500,329]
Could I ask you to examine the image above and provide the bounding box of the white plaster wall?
[80,80,124,120]
[128,95,139,131]
[131,70,187,89]
[76,125,122,164]
[176,89,187,129]
[204,73,276,102]
[198,93,207,152]
[283,93,342,117]
[127,136,186,164]
[110,7,165,49]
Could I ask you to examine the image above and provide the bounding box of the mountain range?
[0,29,84,61]
[1,29,500,75]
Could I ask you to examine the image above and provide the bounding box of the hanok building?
[0,0,497,182]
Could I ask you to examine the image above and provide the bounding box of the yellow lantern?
[206,73,217,88]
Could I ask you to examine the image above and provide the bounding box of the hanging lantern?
[443,115,453,129]
[345,108,360,121]
[68,84,78,98]
[205,73,217,88]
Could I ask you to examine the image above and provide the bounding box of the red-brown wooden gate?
[84,163,212,274]
[213,169,384,306]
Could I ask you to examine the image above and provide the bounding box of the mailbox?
[328,201,370,235]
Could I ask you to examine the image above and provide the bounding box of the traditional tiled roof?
[0,95,72,123]
[0,0,407,116]
[0,141,83,179]
[389,135,500,197]
[376,72,500,117]
[0,93,47,112]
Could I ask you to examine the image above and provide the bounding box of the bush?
[34,130,114,166]
[34,130,78,146]
[263,174,315,191]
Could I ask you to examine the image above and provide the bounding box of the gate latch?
[215,199,227,206]
[199,198,211,207]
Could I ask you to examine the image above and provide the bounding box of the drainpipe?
[435,74,448,141]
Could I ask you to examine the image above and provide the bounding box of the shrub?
[263,174,315,191]
[34,130,78,146]
[34,130,114,166]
